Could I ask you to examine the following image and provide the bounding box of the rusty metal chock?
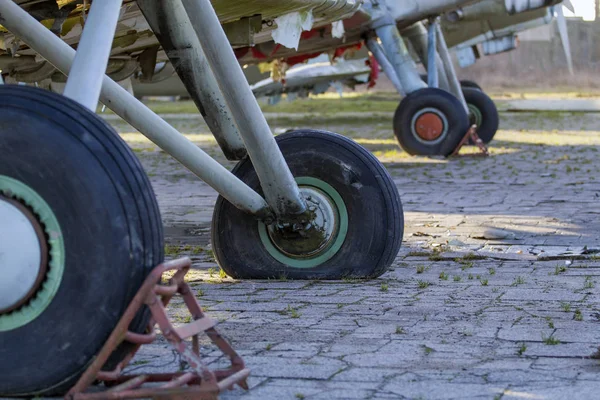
[66,257,249,400]
[451,124,489,157]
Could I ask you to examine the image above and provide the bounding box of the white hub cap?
[0,197,45,313]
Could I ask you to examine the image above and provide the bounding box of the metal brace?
[66,258,249,400]
[451,125,489,157]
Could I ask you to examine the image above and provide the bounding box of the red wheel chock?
[451,124,489,157]
[66,258,249,400]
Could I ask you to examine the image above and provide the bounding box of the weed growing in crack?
[192,246,203,255]
[542,333,560,345]
[517,343,527,356]
[380,283,389,292]
[560,302,571,312]
[279,305,301,318]
[429,253,444,261]
[453,275,462,282]
[439,271,449,281]
[164,244,181,257]
[460,261,474,271]
[574,309,583,321]
[553,265,567,275]
[462,252,486,261]
[407,251,431,257]
[418,281,431,289]
[512,276,526,286]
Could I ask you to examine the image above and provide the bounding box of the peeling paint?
[271,9,314,50]
[331,20,345,39]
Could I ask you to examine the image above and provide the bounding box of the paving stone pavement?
[28,111,599,400]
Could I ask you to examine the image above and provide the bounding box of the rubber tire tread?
[460,80,482,91]
[463,87,499,144]
[212,129,403,280]
[393,88,469,156]
[0,85,163,396]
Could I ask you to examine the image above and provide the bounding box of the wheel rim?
[0,196,47,314]
[411,107,449,145]
[468,103,483,127]
[0,176,65,331]
[258,177,348,269]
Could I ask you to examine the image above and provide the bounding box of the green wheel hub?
[468,103,483,127]
[258,177,348,269]
[0,175,65,331]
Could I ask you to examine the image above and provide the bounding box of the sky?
[563,0,596,21]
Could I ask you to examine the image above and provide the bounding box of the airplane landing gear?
[393,88,469,156]
[212,130,404,280]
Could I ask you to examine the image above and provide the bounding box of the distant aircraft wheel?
[463,87,499,144]
[460,79,482,91]
[212,129,403,279]
[0,86,163,396]
[393,88,469,156]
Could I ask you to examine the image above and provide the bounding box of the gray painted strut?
[401,22,450,91]
[365,1,426,96]
[435,23,469,112]
[180,0,307,218]
[427,19,439,88]
[365,38,404,95]
[375,23,426,95]
[136,0,247,161]
[63,0,123,111]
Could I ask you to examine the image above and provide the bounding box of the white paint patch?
[331,20,345,39]
[0,199,42,311]
[271,10,314,50]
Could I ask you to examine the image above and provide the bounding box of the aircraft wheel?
[460,79,482,91]
[212,129,403,280]
[463,87,499,144]
[393,88,469,156]
[0,86,163,396]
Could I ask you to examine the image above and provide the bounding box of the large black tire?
[212,130,403,280]
[0,86,163,396]
[463,87,499,144]
[460,80,482,91]
[393,88,469,156]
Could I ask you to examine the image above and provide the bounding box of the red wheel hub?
[414,112,444,141]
